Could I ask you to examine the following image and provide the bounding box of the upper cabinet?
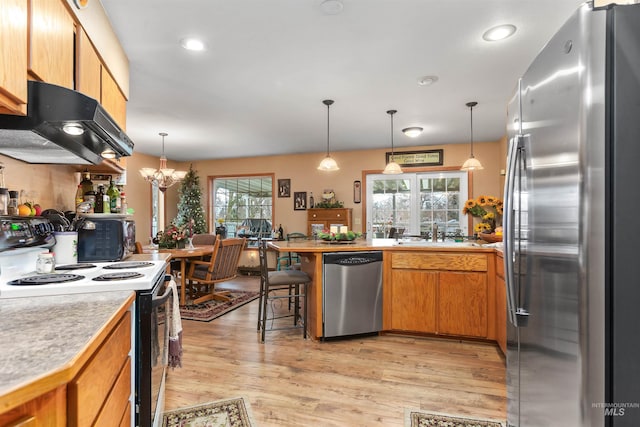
[76,27,101,101]
[101,68,127,131]
[29,0,74,88]
[0,0,28,115]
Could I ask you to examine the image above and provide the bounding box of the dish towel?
[167,278,183,368]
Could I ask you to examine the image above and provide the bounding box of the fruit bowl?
[317,231,361,242]
[479,232,502,243]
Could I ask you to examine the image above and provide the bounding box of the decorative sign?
[385,149,444,167]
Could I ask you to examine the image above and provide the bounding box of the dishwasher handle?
[323,251,382,266]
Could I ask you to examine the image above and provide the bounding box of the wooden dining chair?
[184,236,246,305]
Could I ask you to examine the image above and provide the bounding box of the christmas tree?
[174,164,207,234]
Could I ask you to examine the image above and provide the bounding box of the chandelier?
[139,132,187,192]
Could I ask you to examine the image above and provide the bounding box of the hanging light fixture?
[383,109,403,175]
[139,132,188,192]
[317,99,339,171]
[461,101,484,171]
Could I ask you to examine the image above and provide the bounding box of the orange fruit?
[18,204,31,216]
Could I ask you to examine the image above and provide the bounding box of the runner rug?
[160,290,259,322]
[405,410,504,427]
[162,397,255,427]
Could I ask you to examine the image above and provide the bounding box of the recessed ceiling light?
[417,75,438,86]
[180,38,206,51]
[482,24,517,41]
[320,0,344,15]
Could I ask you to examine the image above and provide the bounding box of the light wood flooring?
[164,275,507,426]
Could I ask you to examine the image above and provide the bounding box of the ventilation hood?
[0,81,134,165]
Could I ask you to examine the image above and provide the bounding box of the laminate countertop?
[0,291,135,409]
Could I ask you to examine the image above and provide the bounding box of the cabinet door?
[389,269,437,333]
[0,0,28,115]
[438,271,488,338]
[495,275,506,354]
[0,385,66,426]
[29,0,74,88]
[101,69,127,130]
[76,28,101,101]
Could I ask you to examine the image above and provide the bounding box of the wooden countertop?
[0,291,135,413]
[269,238,499,253]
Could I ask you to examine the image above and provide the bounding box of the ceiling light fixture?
[417,75,438,86]
[402,127,423,138]
[461,101,484,171]
[318,100,339,171]
[320,0,344,15]
[139,132,188,192]
[180,38,206,51]
[482,24,516,41]
[383,110,402,175]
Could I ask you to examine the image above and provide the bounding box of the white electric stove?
[0,246,167,299]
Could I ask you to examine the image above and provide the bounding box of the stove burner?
[93,272,144,281]
[8,274,85,286]
[103,262,155,270]
[55,263,97,271]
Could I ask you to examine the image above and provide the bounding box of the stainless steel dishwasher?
[322,251,383,338]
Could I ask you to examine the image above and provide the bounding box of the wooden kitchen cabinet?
[0,0,28,115]
[101,68,127,130]
[67,310,131,426]
[0,386,66,427]
[495,252,507,354]
[389,269,437,333]
[438,271,488,337]
[307,208,352,236]
[29,0,75,89]
[385,251,490,339]
[76,27,102,102]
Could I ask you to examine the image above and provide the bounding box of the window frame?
[209,173,275,239]
[363,167,472,239]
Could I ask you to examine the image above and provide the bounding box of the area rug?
[405,409,504,427]
[159,290,259,322]
[162,397,255,427]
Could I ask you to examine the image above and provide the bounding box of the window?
[212,175,274,239]
[366,170,468,239]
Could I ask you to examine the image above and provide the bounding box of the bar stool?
[257,240,311,342]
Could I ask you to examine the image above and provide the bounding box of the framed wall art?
[294,192,307,210]
[278,179,291,197]
[354,180,361,203]
[386,149,444,167]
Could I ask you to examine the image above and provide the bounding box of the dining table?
[155,245,215,305]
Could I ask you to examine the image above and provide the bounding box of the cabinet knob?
[337,214,341,217]
[312,214,317,218]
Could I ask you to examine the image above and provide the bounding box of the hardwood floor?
[164,275,506,426]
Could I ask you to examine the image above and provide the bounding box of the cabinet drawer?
[391,252,488,272]
[68,311,131,426]
[307,208,348,221]
[94,357,131,427]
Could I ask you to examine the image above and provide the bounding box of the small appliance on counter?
[76,214,135,262]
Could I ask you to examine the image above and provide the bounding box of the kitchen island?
[269,239,502,344]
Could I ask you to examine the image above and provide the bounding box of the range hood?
[0,81,134,165]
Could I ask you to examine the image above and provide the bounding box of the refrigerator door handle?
[504,133,523,326]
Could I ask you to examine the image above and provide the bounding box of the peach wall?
[150,140,505,236]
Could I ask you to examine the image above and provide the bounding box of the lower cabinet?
[0,386,66,426]
[385,251,492,339]
[495,252,506,354]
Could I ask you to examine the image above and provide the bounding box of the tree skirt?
[405,410,504,427]
[160,290,259,322]
[162,397,255,427]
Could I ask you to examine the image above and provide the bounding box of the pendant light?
[383,109,402,174]
[318,99,339,171]
[139,132,188,192]
[461,101,484,171]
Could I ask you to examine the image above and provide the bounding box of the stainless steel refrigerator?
[504,2,640,426]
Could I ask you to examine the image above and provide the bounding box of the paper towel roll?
[53,232,78,265]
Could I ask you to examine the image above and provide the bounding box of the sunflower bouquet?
[462,195,503,234]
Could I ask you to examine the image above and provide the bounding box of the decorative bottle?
[107,180,120,213]
[309,192,315,208]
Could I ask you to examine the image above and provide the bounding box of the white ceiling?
[100,0,585,162]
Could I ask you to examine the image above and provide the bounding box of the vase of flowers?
[463,195,503,240]
[156,222,190,249]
